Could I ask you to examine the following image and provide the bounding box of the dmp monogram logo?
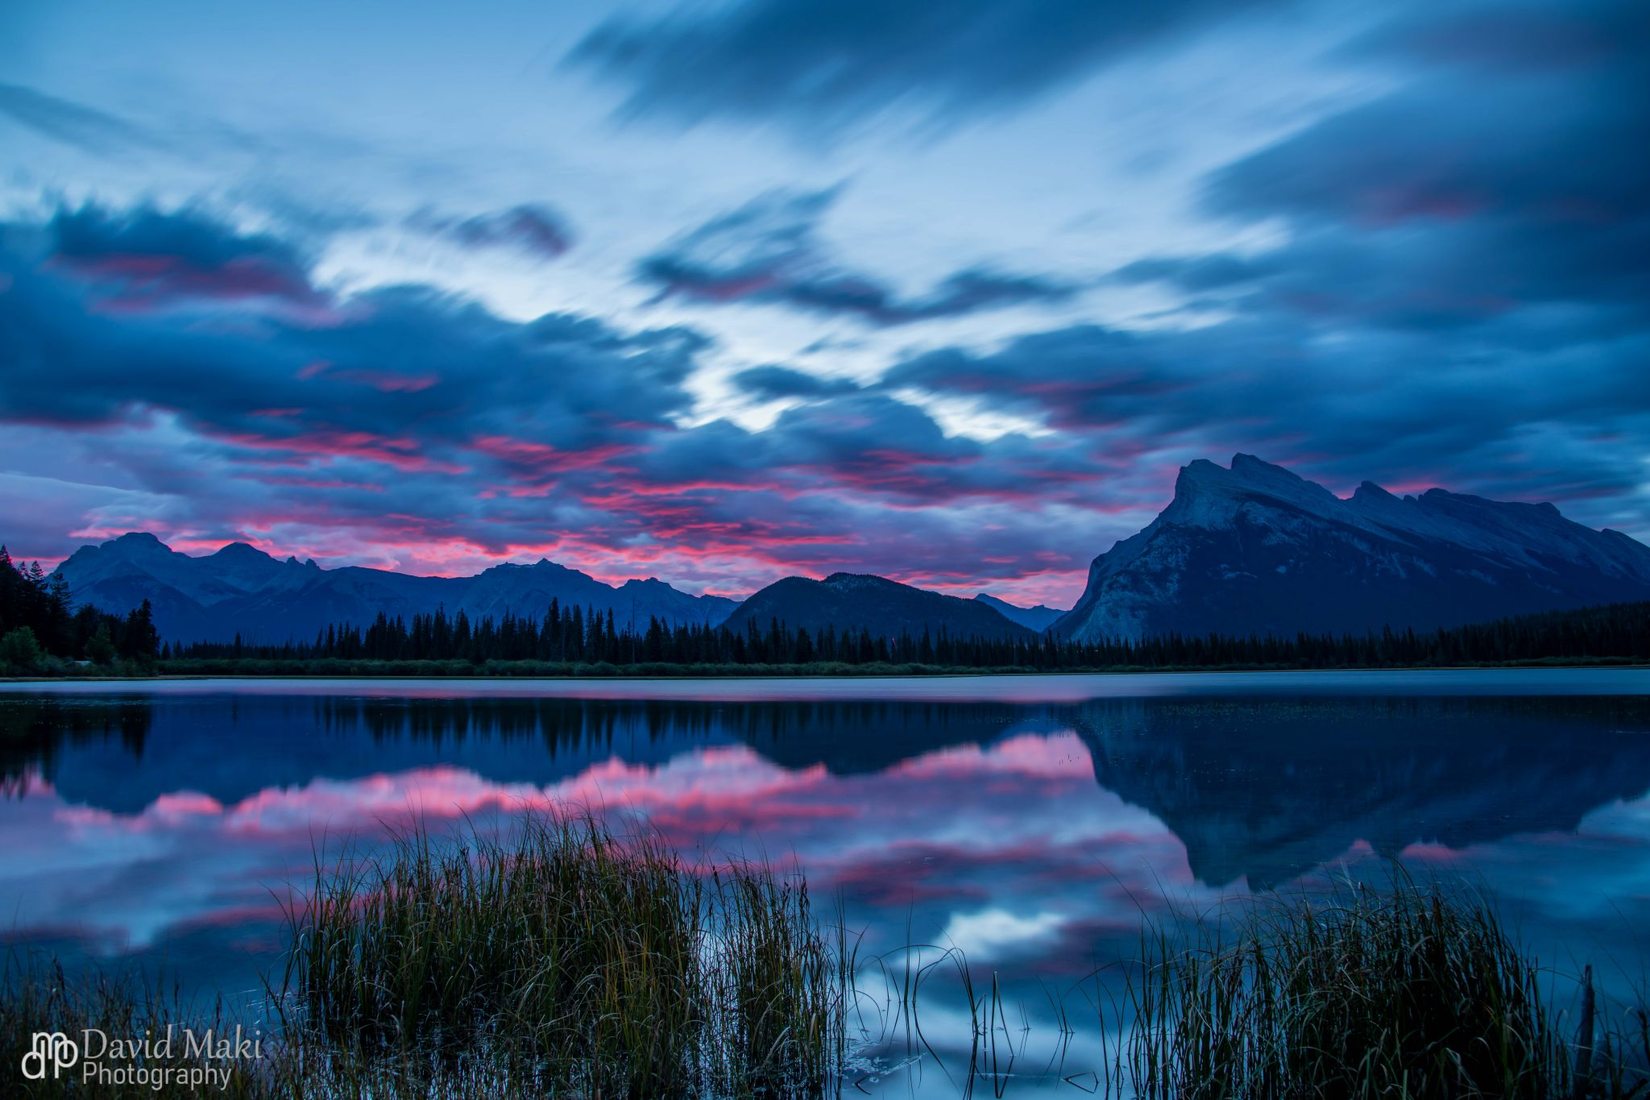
[20,1031,79,1080]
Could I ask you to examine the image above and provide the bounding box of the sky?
[0,0,1645,605]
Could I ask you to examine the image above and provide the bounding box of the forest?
[0,547,159,674]
[160,596,1650,675]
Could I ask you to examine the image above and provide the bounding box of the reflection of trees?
[311,695,1034,774]
[0,697,151,797]
[1069,695,1650,889]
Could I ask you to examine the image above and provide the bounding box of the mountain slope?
[724,573,1034,642]
[53,534,739,644]
[974,593,1066,632]
[1054,454,1650,642]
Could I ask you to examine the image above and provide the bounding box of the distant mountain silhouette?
[974,593,1066,632]
[53,532,738,644]
[1055,454,1650,641]
[723,572,1034,642]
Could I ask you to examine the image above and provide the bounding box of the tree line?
[165,596,1650,672]
[0,547,159,674]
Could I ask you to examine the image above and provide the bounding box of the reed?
[1118,876,1650,1100]
[281,814,842,1098]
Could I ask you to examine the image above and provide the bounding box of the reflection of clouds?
[888,730,1095,781]
[940,908,1065,961]
[1,731,1188,969]
[5,714,1650,1036]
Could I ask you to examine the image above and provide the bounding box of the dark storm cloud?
[1,204,698,452]
[569,0,1287,134]
[641,188,1078,325]
[407,204,574,260]
[1118,0,1650,330]
[0,82,161,155]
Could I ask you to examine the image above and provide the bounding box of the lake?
[4,669,1649,1095]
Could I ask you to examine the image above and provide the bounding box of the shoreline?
[6,657,1650,686]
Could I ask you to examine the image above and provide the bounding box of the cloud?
[640,188,1078,325]
[1115,0,1650,330]
[732,366,861,401]
[0,82,160,155]
[42,203,320,310]
[407,204,574,261]
[569,0,1287,135]
[1,203,701,455]
[0,200,1122,604]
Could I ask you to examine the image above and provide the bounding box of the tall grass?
[1118,877,1650,1100]
[8,855,1648,1098]
[281,815,843,1098]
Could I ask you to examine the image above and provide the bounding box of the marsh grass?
[1116,876,1650,1100]
[279,815,843,1098]
[8,852,1649,1099]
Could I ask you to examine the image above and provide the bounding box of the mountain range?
[45,454,1650,647]
[53,533,739,645]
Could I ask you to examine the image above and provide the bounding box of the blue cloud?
[0,82,160,155]
[640,187,1079,324]
[407,204,574,261]
[569,0,1286,135]
[732,366,862,401]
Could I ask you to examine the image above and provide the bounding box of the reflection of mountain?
[2,697,729,814]
[9,691,1650,893]
[1070,695,1650,888]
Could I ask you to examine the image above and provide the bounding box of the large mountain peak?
[211,541,275,561]
[1055,456,1650,642]
[1165,453,1341,529]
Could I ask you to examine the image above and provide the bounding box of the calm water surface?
[4,669,1649,1095]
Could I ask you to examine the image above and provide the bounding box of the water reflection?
[2,678,1649,1092]
[1074,696,1650,887]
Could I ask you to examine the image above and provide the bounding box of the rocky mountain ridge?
[1054,454,1650,642]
